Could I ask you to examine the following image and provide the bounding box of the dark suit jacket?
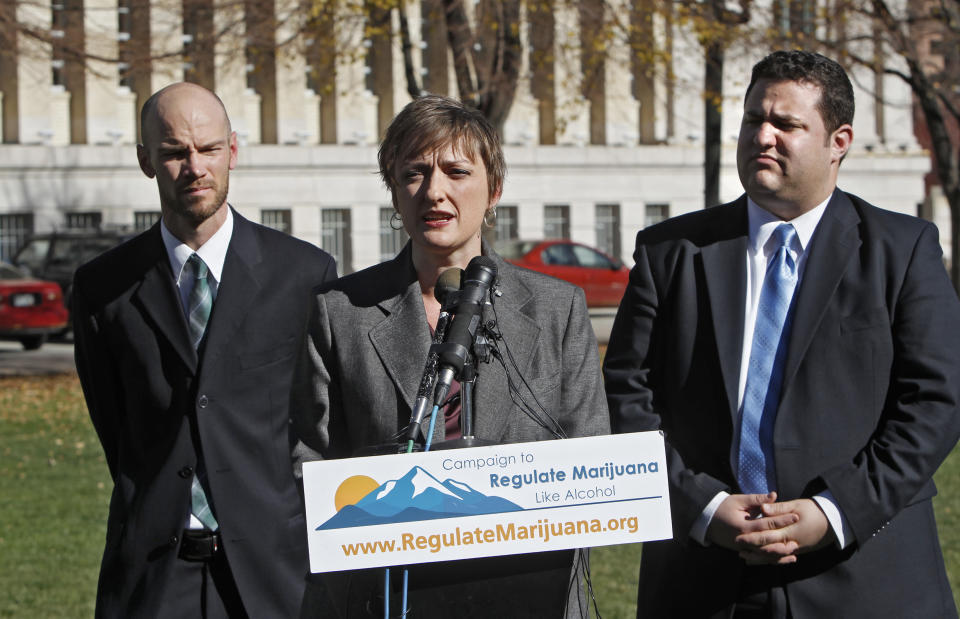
[73,210,337,618]
[604,190,960,618]
[292,243,610,617]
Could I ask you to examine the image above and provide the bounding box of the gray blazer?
[292,243,609,617]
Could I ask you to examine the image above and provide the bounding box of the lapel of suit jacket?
[201,210,263,367]
[780,189,861,395]
[367,248,433,432]
[472,255,540,443]
[701,198,750,423]
[131,225,198,372]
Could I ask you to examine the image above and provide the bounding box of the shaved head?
[140,82,231,147]
[136,81,238,247]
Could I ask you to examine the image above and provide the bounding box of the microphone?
[404,268,463,444]
[432,256,497,407]
[435,267,464,314]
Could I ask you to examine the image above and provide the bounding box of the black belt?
[178,529,221,562]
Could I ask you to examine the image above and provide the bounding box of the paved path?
[0,340,76,377]
[589,308,617,346]
[0,310,616,378]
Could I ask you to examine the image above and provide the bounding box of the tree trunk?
[949,187,960,292]
[704,41,724,208]
[903,60,960,290]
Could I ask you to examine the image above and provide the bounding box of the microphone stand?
[431,323,495,451]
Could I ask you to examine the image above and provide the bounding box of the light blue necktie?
[184,254,219,531]
[738,223,798,494]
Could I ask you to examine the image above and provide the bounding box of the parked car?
[0,261,69,350]
[12,229,134,323]
[496,239,630,307]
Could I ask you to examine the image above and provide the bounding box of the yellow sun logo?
[333,475,380,511]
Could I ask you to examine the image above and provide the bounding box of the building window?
[379,207,408,262]
[544,204,570,239]
[645,203,669,227]
[51,1,66,87]
[118,0,132,87]
[774,0,815,39]
[0,213,35,261]
[66,211,103,229]
[488,205,518,244]
[134,211,161,231]
[595,203,621,260]
[321,208,352,275]
[261,208,292,234]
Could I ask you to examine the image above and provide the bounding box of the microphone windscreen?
[435,267,464,305]
[467,255,497,276]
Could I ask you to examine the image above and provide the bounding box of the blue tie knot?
[773,223,797,250]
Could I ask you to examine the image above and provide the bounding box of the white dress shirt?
[160,208,234,314]
[690,196,853,550]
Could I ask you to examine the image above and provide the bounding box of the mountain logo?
[317,466,523,530]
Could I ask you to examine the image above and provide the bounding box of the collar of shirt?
[160,206,234,289]
[747,195,831,262]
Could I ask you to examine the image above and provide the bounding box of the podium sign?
[302,431,672,573]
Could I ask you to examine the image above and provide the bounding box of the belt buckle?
[178,529,220,562]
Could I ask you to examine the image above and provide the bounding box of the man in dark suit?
[604,50,960,618]
[73,82,337,618]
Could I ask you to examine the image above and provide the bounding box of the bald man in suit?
[74,82,337,618]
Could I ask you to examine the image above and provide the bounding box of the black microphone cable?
[487,287,602,618]
[485,292,568,439]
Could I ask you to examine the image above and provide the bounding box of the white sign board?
[302,431,672,573]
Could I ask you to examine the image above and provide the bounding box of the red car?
[0,261,69,350]
[496,239,630,307]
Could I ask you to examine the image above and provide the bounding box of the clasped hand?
[705,492,833,565]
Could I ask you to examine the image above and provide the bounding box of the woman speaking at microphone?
[292,94,609,618]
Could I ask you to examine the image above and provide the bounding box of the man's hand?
[705,492,800,562]
[735,498,833,565]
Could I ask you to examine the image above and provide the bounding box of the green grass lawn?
[1,374,958,618]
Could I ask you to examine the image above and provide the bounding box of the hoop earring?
[483,208,497,228]
[390,211,404,231]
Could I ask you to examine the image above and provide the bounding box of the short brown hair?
[378,95,505,204]
[746,50,854,134]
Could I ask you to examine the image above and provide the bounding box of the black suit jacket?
[604,190,960,618]
[73,210,337,618]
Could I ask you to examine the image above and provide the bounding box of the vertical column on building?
[9,2,67,144]
[631,0,657,144]
[87,0,133,143]
[0,2,20,142]
[529,0,555,145]
[658,3,674,142]
[274,0,314,144]
[578,0,604,144]
[391,5,413,113]
[553,0,587,145]
[305,1,337,144]
[501,1,539,146]
[214,0,257,144]
[366,0,395,140]
[246,0,278,143]
[336,1,378,145]
[602,0,636,145]
[841,5,881,150]
[148,0,185,91]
